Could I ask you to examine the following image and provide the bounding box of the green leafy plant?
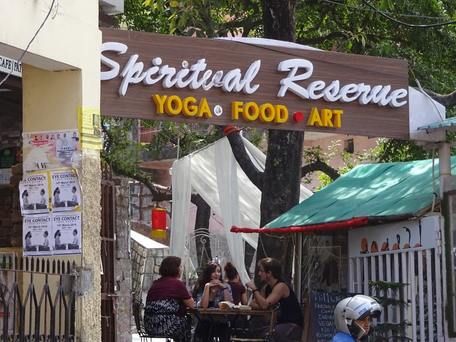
[368,280,412,341]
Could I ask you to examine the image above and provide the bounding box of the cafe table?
[191,306,276,341]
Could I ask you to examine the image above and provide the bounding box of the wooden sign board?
[101,28,409,139]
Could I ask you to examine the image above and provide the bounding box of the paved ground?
[131,334,166,342]
[132,334,167,341]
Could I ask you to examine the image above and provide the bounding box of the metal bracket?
[74,267,93,297]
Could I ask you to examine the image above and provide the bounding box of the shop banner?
[52,212,81,255]
[101,28,409,139]
[22,130,81,173]
[19,173,50,215]
[50,170,81,212]
[23,214,53,256]
[348,215,439,258]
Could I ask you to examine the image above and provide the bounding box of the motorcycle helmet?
[334,295,382,339]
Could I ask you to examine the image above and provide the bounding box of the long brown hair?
[192,262,223,297]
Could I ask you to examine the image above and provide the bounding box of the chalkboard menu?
[310,291,347,341]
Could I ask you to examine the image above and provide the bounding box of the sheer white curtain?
[169,137,313,283]
[170,155,192,261]
[214,140,250,284]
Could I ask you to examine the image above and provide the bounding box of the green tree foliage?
[119,0,262,37]
[116,0,456,172]
[294,0,456,163]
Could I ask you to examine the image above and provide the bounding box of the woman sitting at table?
[193,262,233,342]
[246,257,303,342]
[145,256,194,341]
[224,262,247,305]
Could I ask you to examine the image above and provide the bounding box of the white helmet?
[334,295,382,339]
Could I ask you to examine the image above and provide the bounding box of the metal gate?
[0,254,76,341]
[349,246,445,341]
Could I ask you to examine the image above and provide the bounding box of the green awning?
[418,117,456,132]
[231,157,454,234]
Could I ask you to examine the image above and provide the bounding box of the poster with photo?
[19,173,50,215]
[50,170,81,212]
[22,130,81,173]
[52,213,81,255]
[23,215,53,256]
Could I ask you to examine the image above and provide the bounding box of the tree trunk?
[258,130,303,283]
[191,194,212,268]
[257,0,301,283]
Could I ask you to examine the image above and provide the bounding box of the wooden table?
[191,307,276,341]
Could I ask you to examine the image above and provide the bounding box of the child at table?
[224,262,247,305]
[192,262,233,342]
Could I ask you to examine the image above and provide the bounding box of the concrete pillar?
[115,178,132,342]
[439,142,451,197]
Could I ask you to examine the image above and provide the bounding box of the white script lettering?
[101,42,261,96]
[277,59,408,107]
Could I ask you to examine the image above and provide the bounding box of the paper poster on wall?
[22,130,81,173]
[52,212,81,255]
[50,170,81,212]
[19,173,50,215]
[23,214,53,256]
[348,215,439,258]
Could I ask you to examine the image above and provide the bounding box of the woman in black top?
[246,257,303,341]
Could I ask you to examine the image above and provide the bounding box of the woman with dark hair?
[53,187,63,207]
[224,262,247,305]
[25,231,32,250]
[145,256,194,341]
[22,190,30,209]
[193,262,233,342]
[193,262,233,308]
[54,230,63,249]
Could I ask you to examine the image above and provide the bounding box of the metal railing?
[0,254,77,342]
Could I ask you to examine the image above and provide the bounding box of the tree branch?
[109,161,172,201]
[297,31,350,45]
[301,160,340,180]
[224,127,264,190]
[424,88,456,108]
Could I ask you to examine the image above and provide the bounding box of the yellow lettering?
[274,105,288,123]
[260,103,275,123]
[152,94,167,114]
[321,109,333,127]
[183,97,197,117]
[243,102,259,121]
[231,101,243,120]
[165,95,182,115]
[198,98,212,118]
[332,110,343,128]
[307,107,322,127]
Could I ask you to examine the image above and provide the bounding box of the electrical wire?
[0,0,57,89]
[363,0,456,28]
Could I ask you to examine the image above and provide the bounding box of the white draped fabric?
[170,137,313,283]
[170,156,192,261]
[214,140,250,283]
